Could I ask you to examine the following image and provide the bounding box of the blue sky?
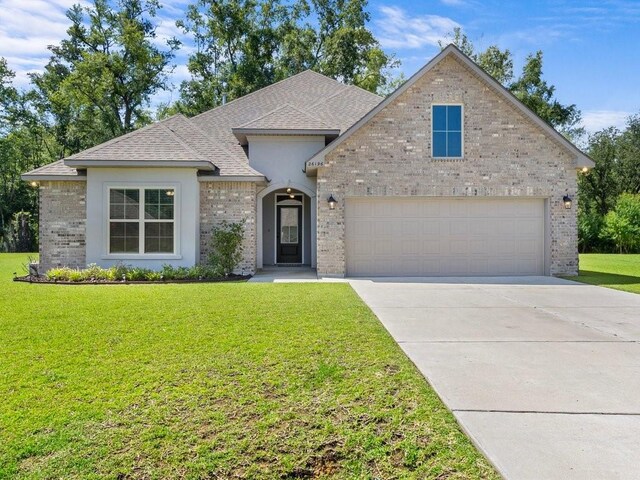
[0,0,638,133]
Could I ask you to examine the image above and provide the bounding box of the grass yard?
[572,254,640,294]
[0,254,497,479]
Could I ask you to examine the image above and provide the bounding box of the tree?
[509,51,583,140]
[0,59,58,249]
[579,127,621,216]
[168,0,397,116]
[440,29,582,138]
[617,114,640,194]
[31,0,179,156]
[601,194,640,253]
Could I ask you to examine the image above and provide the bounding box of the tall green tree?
[31,0,179,156]
[579,127,621,216]
[169,0,397,116]
[617,114,640,194]
[0,59,58,248]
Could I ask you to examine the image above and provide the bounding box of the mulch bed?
[13,275,252,285]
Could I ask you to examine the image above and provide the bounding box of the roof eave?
[197,173,268,184]
[232,128,340,145]
[64,160,216,170]
[21,173,87,182]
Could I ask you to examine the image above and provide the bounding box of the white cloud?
[582,110,630,133]
[375,6,460,50]
[440,0,467,6]
[0,0,88,87]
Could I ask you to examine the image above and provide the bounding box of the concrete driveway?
[349,276,640,480]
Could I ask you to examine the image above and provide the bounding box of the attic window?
[432,105,463,158]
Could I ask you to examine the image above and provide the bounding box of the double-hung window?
[432,105,463,158]
[109,188,175,255]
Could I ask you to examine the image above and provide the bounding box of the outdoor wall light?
[328,194,337,210]
[581,167,589,173]
[29,181,38,188]
[563,195,572,209]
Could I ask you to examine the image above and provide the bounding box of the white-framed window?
[108,187,176,255]
[432,104,463,158]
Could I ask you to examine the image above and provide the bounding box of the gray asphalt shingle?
[25,70,383,178]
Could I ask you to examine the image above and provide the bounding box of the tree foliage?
[31,0,179,155]
[166,0,397,116]
[578,119,640,252]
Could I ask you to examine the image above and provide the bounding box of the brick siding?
[38,181,87,272]
[317,55,579,276]
[199,181,257,274]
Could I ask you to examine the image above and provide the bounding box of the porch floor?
[249,266,319,283]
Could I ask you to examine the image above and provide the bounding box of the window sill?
[101,254,182,261]
[431,157,465,161]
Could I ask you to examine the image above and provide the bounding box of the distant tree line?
[0,1,638,254]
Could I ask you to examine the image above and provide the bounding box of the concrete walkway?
[349,277,640,480]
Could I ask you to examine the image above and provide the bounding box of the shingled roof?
[23,70,383,180]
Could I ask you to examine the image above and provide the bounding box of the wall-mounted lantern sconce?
[29,181,38,188]
[563,195,572,209]
[328,194,337,210]
[581,167,589,174]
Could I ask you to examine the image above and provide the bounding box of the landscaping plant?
[208,220,245,276]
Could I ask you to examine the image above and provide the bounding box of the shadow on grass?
[577,270,640,286]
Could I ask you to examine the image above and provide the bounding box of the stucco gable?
[307,45,593,171]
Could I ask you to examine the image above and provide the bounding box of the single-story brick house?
[23,45,593,277]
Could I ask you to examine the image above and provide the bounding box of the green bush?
[578,209,607,252]
[601,193,640,253]
[208,220,245,276]
[126,267,153,281]
[42,262,232,282]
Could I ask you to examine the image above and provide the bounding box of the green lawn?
[0,254,497,479]
[571,254,640,294]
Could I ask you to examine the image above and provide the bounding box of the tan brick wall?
[317,55,579,276]
[38,181,87,272]
[199,181,257,274]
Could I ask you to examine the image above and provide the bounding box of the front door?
[277,204,302,263]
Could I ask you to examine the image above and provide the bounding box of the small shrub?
[126,267,152,281]
[67,269,84,282]
[111,262,129,280]
[144,271,163,281]
[46,267,72,281]
[41,261,232,283]
[208,220,245,276]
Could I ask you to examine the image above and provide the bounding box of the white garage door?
[345,197,545,277]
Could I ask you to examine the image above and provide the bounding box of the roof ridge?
[285,103,332,128]
[181,116,265,177]
[307,88,349,109]
[235,103,332,129]
[234,103,294,128]
[64,115,186,162]
[346,84,384,101]
[159,120,210,163]
[28,159,66,174]
[191,69,347,121]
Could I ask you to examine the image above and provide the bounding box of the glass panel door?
[280,207,299,244]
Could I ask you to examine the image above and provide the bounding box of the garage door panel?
[422,239,440,254]
[346,197,545,277]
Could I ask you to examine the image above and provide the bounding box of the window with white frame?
[432,105,463,158]
[108,188,175,254]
